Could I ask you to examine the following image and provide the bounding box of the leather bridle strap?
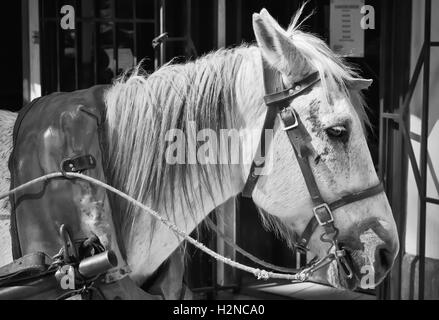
[277,85,384,252]
[242,66,322,197]
[242,58,282,198]
[295,182,384,251]
[242,57,385,258]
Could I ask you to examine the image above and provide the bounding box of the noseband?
[242,57,384,281]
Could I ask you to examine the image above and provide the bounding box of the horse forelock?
[286,5,371,128]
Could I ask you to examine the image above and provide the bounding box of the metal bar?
[55,0,61,91]
[431,42,439,46]
[185,0,192,56]
[93,21,98,85]
[236,0,242,44]
[133,0,137,65]
[43,17,155,23]
[74,0,79,90]
[160,0,166,66]
[21,0,30,101]
[111,0,118,76]
[418,0,431,300]
[400,119,423,196]
[36,0,44,96]
[378,0,388,183]
[382,112,400,121]
[400,44,425,116]
[217,0,226,48]
[378,12,391,298]
[153,0,159,69]
[426,197,439,205]
[166,37,187,42]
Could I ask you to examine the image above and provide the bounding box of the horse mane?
[104,48,246,241]
[103,5,371,250]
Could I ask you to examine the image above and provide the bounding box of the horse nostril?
[377,246,393,271]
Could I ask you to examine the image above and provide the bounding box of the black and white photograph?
[0,0,438,306]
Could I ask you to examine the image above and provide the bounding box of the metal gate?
[38,0,197,94]
[379,0,437,300]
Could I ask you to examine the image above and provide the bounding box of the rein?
[0,172,320,282]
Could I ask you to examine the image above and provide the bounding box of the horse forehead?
[313,89,355,117]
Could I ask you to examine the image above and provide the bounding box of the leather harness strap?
[242,67,321,197]
[242,59,281,198]
[0,252,52,286]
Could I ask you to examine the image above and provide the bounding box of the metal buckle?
[313,203,334,226]
[279,109,298,131]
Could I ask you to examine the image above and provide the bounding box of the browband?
[264,71,321,107]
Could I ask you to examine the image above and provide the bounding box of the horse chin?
[326,260,359,291]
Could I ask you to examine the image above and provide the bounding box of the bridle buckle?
[279,109,299,131]
[313,203,334,226]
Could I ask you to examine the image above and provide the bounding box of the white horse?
[0,7,398,292]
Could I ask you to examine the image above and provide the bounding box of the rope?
[0,172,310,282]
[204,217,301,274]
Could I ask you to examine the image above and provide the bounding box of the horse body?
[0,6,399,294]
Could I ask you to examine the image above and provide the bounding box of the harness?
[0,58,384,299]
[0,86,188,300]
[241,57,384,281]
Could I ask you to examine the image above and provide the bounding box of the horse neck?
[115,47,267,284]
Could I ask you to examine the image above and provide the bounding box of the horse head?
[242,8,399,290]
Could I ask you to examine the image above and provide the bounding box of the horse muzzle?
[337,218,399,288]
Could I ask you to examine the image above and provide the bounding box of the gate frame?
[378,0,437,300]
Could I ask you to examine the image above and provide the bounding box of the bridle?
[241,57,384,281]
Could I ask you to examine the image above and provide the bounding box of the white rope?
[0,172,309,282]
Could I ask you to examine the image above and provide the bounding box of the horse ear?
[252,9,310,78]
[347,78,373,91]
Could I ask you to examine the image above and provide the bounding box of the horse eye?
[325,126,348,139]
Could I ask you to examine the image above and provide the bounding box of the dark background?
[0,1,23,111]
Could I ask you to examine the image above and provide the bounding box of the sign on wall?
[330,0,365,57]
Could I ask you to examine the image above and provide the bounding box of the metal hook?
[59,224,78,263]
